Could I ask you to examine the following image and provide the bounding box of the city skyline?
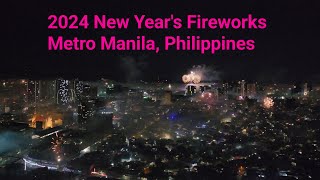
[2,0,320,179]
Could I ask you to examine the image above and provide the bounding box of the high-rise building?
[38,80,57,103]
[27,80,40,104]
[82,84,98,98]
[77,99,113,132]
[27,80,58,104]
[97,86,107,98]
[56,79,75,105]
[78,99,95,127]
[186,85,197,96]
[247,83,257,98]
[303,83,309,96]
[240,80,246,97]
[74,80,84,100]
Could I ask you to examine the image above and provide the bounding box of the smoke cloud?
[119,56,148,82]
[188,65,220,82]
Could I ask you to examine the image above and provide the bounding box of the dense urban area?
[0,76,319,179]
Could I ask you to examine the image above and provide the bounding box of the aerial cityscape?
[0,71,319,179]
[3,0,320,179]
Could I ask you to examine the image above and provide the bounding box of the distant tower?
[185,85,197,96]
[303,83,308,96]
[27,80,40,104]
[75,80,84,100]
[222,82,229,95]
[247,83,257,98]
[78,99,95,126]
[214,88,219,99]
[240,80,246,97]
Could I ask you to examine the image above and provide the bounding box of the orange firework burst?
[182,75,191,83]
[192,74,201,84]
[182,72,201,84]
[263,97,274,109]
[51,132,64,162]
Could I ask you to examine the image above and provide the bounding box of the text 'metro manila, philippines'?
[48,14,266,54]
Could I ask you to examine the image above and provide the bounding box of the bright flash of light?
[182,73,202,84]
[162,133,172,139]
[192,74,201,84]
[182,75,191,83]
[51,132,64,162]
[238,165,246,176]
[263,97,274,109]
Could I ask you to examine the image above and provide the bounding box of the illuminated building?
[27,80,58,104]
[82,84,98,98]
[247,83,257,98]
[79,80,111,98]
[221,82,233,97]
[75,80,84,100]
[303,83,309,96]
[186,85,197,96]
[78,99,95,126]
[240,80,246,98]
[78,99,113,131]
[27,80,40,104]
[97,86,107,98]
[57,79,75,105]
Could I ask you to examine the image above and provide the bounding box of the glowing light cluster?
[75,81,83,96]
[238,165,246,176]
[57,80,74,104]
[263,97,274,109]
[162,133,172,139]
[58,80,69,104]
[30,114,62,129]
[182,71,201,84]
[51,132,64,163]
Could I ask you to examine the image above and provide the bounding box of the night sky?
[4,0,320,82]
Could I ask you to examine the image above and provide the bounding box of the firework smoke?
[119,56,148,82]
[188,65,220,82]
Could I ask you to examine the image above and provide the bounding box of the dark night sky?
[3,0,320,82]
